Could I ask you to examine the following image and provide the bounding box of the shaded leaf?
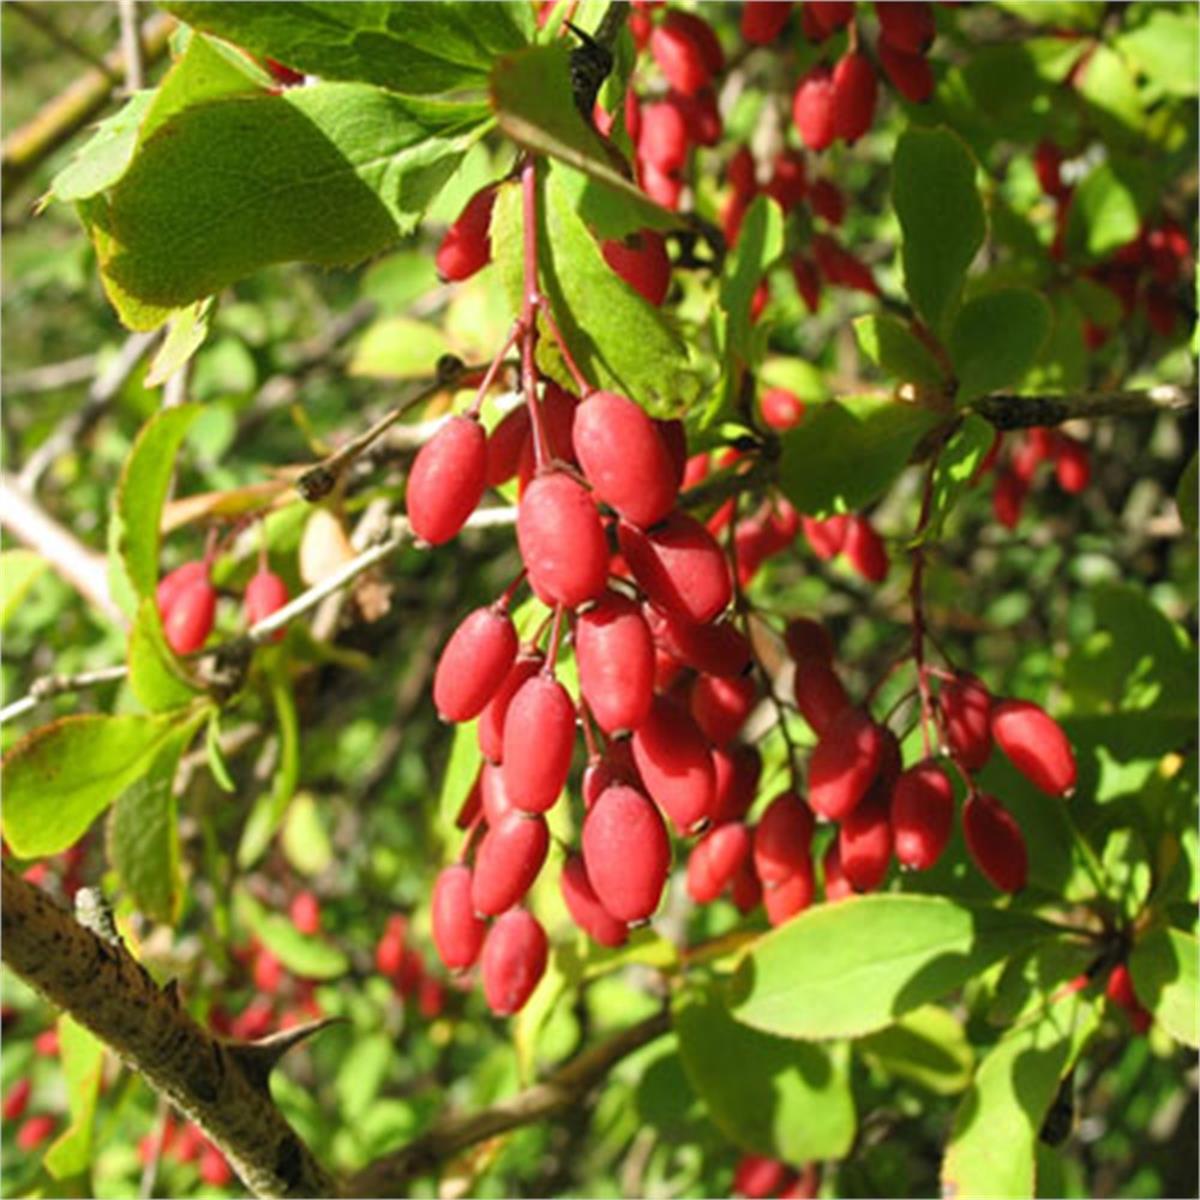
[857,1005,974,1095]
[43,1017,105,1180]
[925,414,995,537]
[720,195,785,368]
[127,599,202,712]
[1065,162,1141,260]
[1,550,47,630]
[949,288,1050,402]
[853,315,947,388]
[1130,925,1199,1048]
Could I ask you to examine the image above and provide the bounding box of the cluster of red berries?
[155,552,289,656]
[374,912,450,1020]
[211,934,324,1042]
[733,1153,821,1199]
[137,1114,233,1188]
[983,426,1092,530]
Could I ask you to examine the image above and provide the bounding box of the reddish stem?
[520,160,552,471]
[494,569,528,612]
[544,602,566,673]
[537,298,593,397]
[467,320,524,419]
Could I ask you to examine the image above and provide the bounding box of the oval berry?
[877,40,935,104]
[575,590,655,735]
[619,513,732,625]
[891,761,955,870]
[759,387,805,431]
[650,10,723,96]
[712,743,762,825]
[157,560,207,619]
[822,839,854,902]
[808,709,884,821]
[480,761,516,826]
[502,674,576,813]
[481,908,548,1016]
[806,0,855,38]
[573,391,678,528]
[729,854,763,914]
[843,515,889,583]
[471,811,549,916]
[164,578,217,655]
[801,513,848,561]
[433,605,518,722]
[244,570,289,640]
[832,52,878,143]
[763,865,815,927]
[638,100,689,172]
[431,864,486,970]
[940,673,993,772]
[793,66,837,151]
[485,404,532,488]
[753,791,815,885]
[741,0,793,44]
[582,785,671,922]
[875,1,935,54]
[991,699,1077,797]
[517,472,609,609]
[645,605,752,677]
[810,178,846,226]
[792,659,851,736]
[289,890,321,936]
[838,792,893,893]
[784,617,835,665]
[631,694,717,834]
[3,1078,31,1123]
[436,184,497,282]
[690,674,757,746]
[687,821,752,904]
[963,792,1028,892]
[734,1155,794,1199]
[478,652,543,763]
[560,853,628,948]
[407,416,488,546]
[602,232,671,307]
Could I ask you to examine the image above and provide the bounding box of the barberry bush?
[1,2,1197,1197]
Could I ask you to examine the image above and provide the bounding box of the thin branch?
[116,0,145,92]
[1,864,338,1198]
[6,2,120,80]
[0,471,125,626]
[967,385,1194,429]
[2,353,98,396]
[347,1010,670,1197]
[0,665,128,726]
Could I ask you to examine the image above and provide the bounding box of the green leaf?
[1065,162,1141,260]
[852,315,947,388]
[1117,9,1200,98]
[281,793,333,876]
[892,127,986,334]
[49,92,156,203]
[145,299,214,387]
[348,315,453,379]
[674,979,856,1163]
[857,1005,975,1095]
[777,396,943,516]
[925,414,995,537]
[942,991,1099,1199]
[986,938,1098,1026]
[86,84,490,318]
[2,711,198,858]
[204,710,236,793]
[110,405,202,606]
[1176,452,1196,532]
[720,195,785,367]
[106,712,204,923]
[1074,44,1145,141]
[494,162,697,414]
[127,600,202,712]
[43,1017,105,1180]
[163,1,532,95]
[236,889,349,979]
[726,895,1051,1040]
[949,288,1051,402]
[491,44,674,232]
[0,550,47,630]
[1130,925,1199,1048]
[335,1032,394,1121]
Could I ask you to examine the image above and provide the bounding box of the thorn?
[225,1017,346,1093]
[163,978,182,1009]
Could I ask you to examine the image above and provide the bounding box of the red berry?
[727,145,758,199]
[638,100,690,172]
[792,254,822,312]
[645,606,752,677]
[843,515,889,583]
[809,178,846,226]
[480,760,517,826]
[734,1154,794,1198]
[485,404,532,488]
[433,605,519,722]
[687,821,752,903]
[690,674,757,746]
[502,674,577,813]
[481,909,548,1016]
[891,761,955,870]
[431,865,486,970]
[639,160,684,210]
[575,591,655,735]
[963,792,1028,892]
[875,1,935,53]
[793,65,837,151]
[253,946,282,993]
[1033,140,1068,200]
[655,418,688,491]
[164,577,217,655]
[602,231,671,306]
[838,792,893,892]
[808,709,885,821]
[199,1144,233,1187]
[289,890,321,936]
[1054,435,1091,494]
[741,0,793,44]
[156,560,207,619]
[991,699,1077,797]
[832,52,878,143]
[517,472,609,609]
[631,694,718,834]
[34,1027,59,1058]
[375,914,407,976]
[812,233,879,295]
[244,569,289,639]
[16,1114,56,1152]
[582,784,671,922]
[823,839,854,902]
[805,1,856,38]
[418,975,445,1020]
[764,150,808,210]
[763,863,816,925]
[3,1077,31,1122]
[784,617,835,665]
[1105,962,1152,1033]
[436,185,497,282]
[471,810,550,916]
[801,513,848,560]
[407,415,488,545]
[792,659,851,736]
[759,387,805,431]
[711,743,763,825]
[673,87,723,146]
[940,673,993,772]
[877,40,935,104]
[619,513,732,625]
[754,791,815,885]
[560,853,628,948]
[651,11,724,96]
[573,391,679,528]
[729,854,763,913]
[992,469,1026,529]
[478,652,543,763]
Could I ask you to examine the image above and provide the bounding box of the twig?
[0,471,125,625]
[346,1010,670,1197]
[968,385,1194,429]
[116,0,144,92]
[17,331,160,493]
[2,353,97,396]
[2,864,338,1198]
[7,2,120,80]
[0,665,128,725]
